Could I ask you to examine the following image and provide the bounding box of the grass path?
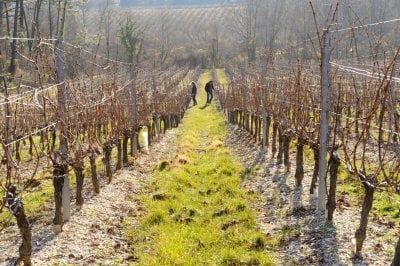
[125,71,276,265]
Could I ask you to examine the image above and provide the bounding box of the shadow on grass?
[199,103,210,110]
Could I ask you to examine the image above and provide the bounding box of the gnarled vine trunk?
[354,180,375,258]
[73,161,85,207]
[147,125,152,147]
[28,135,34,159]
[4,185,32,266]
[130,130,139,156]
[327,151,340,221]
[254,116,258,141]
[122,132,129,165]
[276,128,283,165]
[310,147,319,195]
[15,138,21,162]
[89,151,100,194]
[53,163,67,231]
[295,137,305,186]
[51,127,57,153]
[271,122,278,157]
[249,114,253,133]
[116,138,122,170]
[103,141,113,183]
[265,115,271,148]
[283,134,290,172]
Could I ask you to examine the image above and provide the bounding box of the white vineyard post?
[318,29,332,212]
[56,36,71,221]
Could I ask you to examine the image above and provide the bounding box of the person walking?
[205,80,214,104]
[191,81,197,106]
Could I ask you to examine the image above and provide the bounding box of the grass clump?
[125,71,276,265]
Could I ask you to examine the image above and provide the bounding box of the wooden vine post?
[318,29,332,212]
[130,64,139,155]
[54,36,70,232]
[152,75,160,140]
[261,53,268,150]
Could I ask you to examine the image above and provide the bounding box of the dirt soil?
[0,129,178,266]
[0,121,398,265]
[226,124,399,266]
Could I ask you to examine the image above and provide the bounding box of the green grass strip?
[126,70,276,265]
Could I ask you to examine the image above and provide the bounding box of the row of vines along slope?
[0,0,400,265]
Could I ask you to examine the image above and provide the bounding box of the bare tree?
[231,0,260,64]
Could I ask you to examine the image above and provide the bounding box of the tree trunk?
[276,128,283,165]
[0,0,3,36]
[354,181,375,258]
[74,162,85,207]
[29,0,42,51]
[392,236,400,266]
[48,0,53,38]
[103,141,113,183]
[116,138,122,170]
[8,0,20,76]
[295,137,305,186]
[89,152,99,194]
[272,122,278,157]
[310,147,319,195]
[327,151,340,221]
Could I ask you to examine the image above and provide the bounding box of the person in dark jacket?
[191,81,197,106]
[205,80,214,104]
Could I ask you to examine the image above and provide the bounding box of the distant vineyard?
[118,0,238,8]
[84,5,239,69]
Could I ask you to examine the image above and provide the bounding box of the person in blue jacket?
[205,80,214,104]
